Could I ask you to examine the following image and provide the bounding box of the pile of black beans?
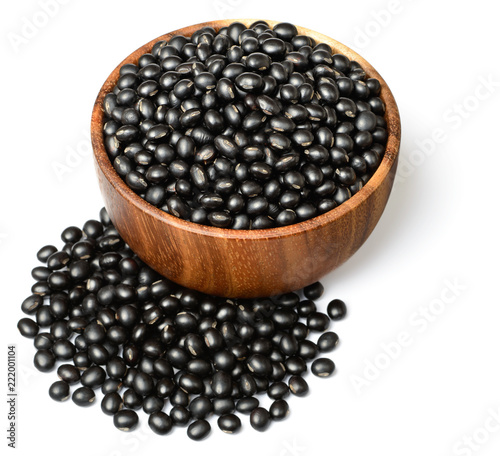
[18,208,346,440]
[102,20,387,229]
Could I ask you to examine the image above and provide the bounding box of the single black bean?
[81,366,106,388]
[143,395,164,414]
[303,282,324,300]
[317,331,340,352]
[57,364,81,384]
[170,405,191,426]
[34,349,55,372]
[72,386,96,407]
[18,318,39,338]
[236,397,260,414]
[189,396,213,419]
[285,356,306,375]
[123,389,143,410]
[311,358,336,377]
[269,399,289,420]
[288,375,309,396]
[307,312,331,331]
[218,414,241,433]
[148,411,173,435]
[113,410,139,432]
[250,407,271,431]
[101,392,123,415]
[34,333,54,350]
[187,419,211,441]
[327,299,347,320]
[48,381,70,402]
[37,245,57,263]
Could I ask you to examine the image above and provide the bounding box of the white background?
[1,1,499,455]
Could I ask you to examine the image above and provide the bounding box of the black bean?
[33,349,55,372]
[37,245,58,263]
[246,52,271,71]
[113,409,139,432]
[101,392,123,415]
[52,339,75,359]
[307,312,331,331]
[18,318,39,338]
[131,371,154,396]
[143,395,164,414]
[279,334,299,356]
[36,305,55,326]
[234,397,258,415]
[214,135,239,159]
[270,399,289,420]
[148,411,173,435]
[47,251,70,270]
[123,389,143,410]
[298,340,318,360]
[268,381,290,400]
[327,299,347,320]
[81,366,106,388]
[303,282,324,300]
[285,356,306,375]
[218,414,241,434]
[288,375,309,396]
[317,331,339,352]
[101,379,123,395]
[206,211,231,228]
[211,371,232,397]
[34,332,54,350]
[72,386,96,407]
[73,351,92,370]
[250,407,271,431]
[311,358,336,377]
[189,396,213,419]
[283,171,305,190]
[48,381,70,402]
[161,406,186,428]
[235,72,263,93]
[187,419,211,440]
[57,364,81,384]
[247,354,272,377]
[50,320,71,340]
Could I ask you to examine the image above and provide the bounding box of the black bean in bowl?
[102,20,387,229]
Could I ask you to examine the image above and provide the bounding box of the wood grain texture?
[91,19,401,298]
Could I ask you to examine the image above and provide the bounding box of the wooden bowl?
[91,19,401,298]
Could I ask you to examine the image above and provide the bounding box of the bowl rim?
[91,18,401,241]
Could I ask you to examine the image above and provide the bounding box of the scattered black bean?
[33,349,56,372]
[48,381,70,402]
[269,399,289,420]
[19,206,346,438]
[250,407,271,431]
[72,386,96,407]
[101,392,124,415]
[113,409,139,432]
[289,375,309,396]
[327,299,347,320]
[57,364,81,384]
[311,358,336,377]
[149,411,173,435]
[187,419,211,441]
[218,413,241,433]
[17,318,39,338]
